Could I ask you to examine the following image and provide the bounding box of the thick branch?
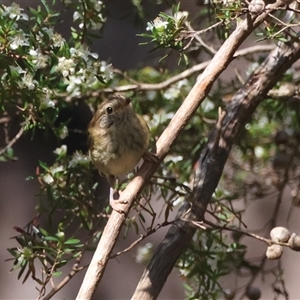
[132,26,300,300]
[76,3,288,299]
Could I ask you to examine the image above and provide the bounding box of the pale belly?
[102,151,143,176]
[90,146,145,177]
[89,115,149,177]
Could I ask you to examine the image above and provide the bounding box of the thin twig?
[42,263,87,300]
[201,219,291,247]
[41,219,103,300]
[65,44,275,102]
[184,22,217,55]
[110,221,173,258]
[0,124,25,155]
[0,116,11,124]
[106,46,274,92]
[191,20,224,36]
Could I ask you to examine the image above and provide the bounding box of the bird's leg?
[142,151,160,164]
[107,175,128,213]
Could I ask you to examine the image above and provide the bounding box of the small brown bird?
[88,95,151,212]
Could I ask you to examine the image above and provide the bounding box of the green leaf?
[44,236,59,242]
[64,238,81,245]
[39,227,50,237]
[52,271,62,277]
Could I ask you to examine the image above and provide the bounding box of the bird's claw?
[143,151,160,163]
[109,188,127,213]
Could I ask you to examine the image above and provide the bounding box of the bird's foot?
[143,151,160,163]
[109,188,127,213]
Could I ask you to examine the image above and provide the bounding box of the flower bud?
[270,226,290,242]
[266,244,283,260]
[288,233,300,251]
[249,0,265,15]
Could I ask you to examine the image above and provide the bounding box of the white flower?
[70,46,98,61]
[136,243,154,264]
[73,11,81,22]
[164,79,189,100]
[29,49,37,56]
[202,99,215,112]
[178,265,189,277]
[20,73,36,90]
[64,74,83,94]
[42,27,54,37]
[68,152,90,168]
[51,165,64,175]
[62,60,112,95]
[254,146,265,158]
[2,3,28,21]
[9,33,30,50]
[40,91,55,109]
[146,17,168,31]
[165,155,183,163]
[59,126,68,140]
[174,11,188,25]
[149,111,174,129]
[40,98,55,109]
[54,145,67,156]
[177,79,189,88]
[94,1,103,11]
[9,65,26,75]
[57,57,76,77]
[29,49,48,69]
[164,86,180,100]
[52,33,65,48]
[99,61,113,80]
[42,173,54,185]
[90,20,103,30]
[172,196,185,207]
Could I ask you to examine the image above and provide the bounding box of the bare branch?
[201,220,288,247]
[183,22,219,54]
[42,263,87,300]
[111,221,173,258]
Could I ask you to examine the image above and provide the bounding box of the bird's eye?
[106,107,113,114]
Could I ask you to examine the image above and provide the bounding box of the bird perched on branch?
[88,94,153,212]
